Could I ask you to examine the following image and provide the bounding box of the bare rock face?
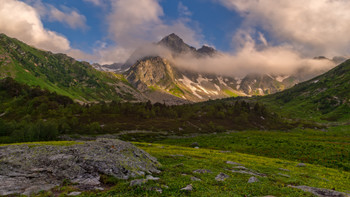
[0,139,160,196]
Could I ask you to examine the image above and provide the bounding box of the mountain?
[158,33,197,55]
[92,62,126,73]
[260,59,350,121]
[158,33,217,57]
[124,33,299,102]
[0,33,146,103]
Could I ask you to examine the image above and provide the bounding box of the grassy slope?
[0,34,134,102]
[258,60,350,122]
[28,127,350,196]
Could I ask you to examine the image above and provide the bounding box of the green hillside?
[0,34,138,102]
[259,60,350,122]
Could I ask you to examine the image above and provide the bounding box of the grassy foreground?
[31,128,350,197]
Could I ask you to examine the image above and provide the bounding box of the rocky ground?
[0,139,160,196]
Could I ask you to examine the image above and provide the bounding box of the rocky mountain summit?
[0,139,160,196]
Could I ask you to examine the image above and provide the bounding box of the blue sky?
[36,0,243,54]
[1,0,349,73]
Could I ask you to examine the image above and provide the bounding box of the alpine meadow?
[0,0,349,197]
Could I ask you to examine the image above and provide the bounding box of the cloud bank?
[95,0,202,64]
[0,0,70,52]
[217,0,350,57]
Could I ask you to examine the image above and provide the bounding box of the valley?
[0,31,349,197]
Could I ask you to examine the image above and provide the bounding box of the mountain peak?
[197,45,217,56]
[158,33,196,55]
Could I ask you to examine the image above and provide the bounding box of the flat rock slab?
[0,139,160,196]
[231,169,266,177]
[193,169,212,174]
[248,176,259,183]
[215,173,230,182]
[290,185,350,197]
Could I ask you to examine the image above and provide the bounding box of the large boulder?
[0,139,160,196]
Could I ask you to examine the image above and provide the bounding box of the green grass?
[45,141,350,197]
[223,89,239,97]
[31,128,350,196]
[153,127,350,170]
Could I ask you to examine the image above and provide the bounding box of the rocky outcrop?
[0,139,160,196]
[289,185,350,197]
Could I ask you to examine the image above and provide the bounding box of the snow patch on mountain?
[276,75,290,82]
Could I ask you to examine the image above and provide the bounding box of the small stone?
[67,192,82,196]
[248,176,259,183]
[191,142,199,147]
[180,184,193,191]
[215,173,230,182]
[130,179,148,186]
[193,169,212,174]
[182,173,188,176]
[232,166,248,170]
[171,154,184,157]
[278,168,290,172]
[226,161,242,165]
[146,175,160,181]
[149,187,162,193]
[277,173,290,178]
[162,185,169,189]
[175,163,184,167]
[94,187,104,191]
[190,177,201,181]
[297,163,306,167]
[194,147,199,149]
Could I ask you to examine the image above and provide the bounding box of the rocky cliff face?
[122,34,300,102]
[0,139,160,196]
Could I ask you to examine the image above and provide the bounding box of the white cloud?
[83,0,105,7]
[174,39,335,79]
[178,2,192,17]
[217,0,350,57]
[24,0,88,30]
[0,0,70,52]
[47,5,87,30]
[101,0,202,63]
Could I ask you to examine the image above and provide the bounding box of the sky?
[0,0,349,75]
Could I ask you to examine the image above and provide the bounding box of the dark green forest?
[0,77,291,143]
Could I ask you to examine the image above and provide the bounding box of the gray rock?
[297,163,306,167]
[231,170,266,177]
[191,142,199,147]
[146,175,160,181]
[180,184,193,191]
[226,161,242,165]
[248,176,259,183]
[0,139,160,196]
[170,154,184,157]
[232,166,248,170]
[215,173,230,181]
[277,173,290,178]
[67,191,82,196]
[190,177,201,181]
[130,179,148,187]
[194,147,199,149]
[149,187,163,193]
[193,169,212,174]
[278,168,290,172]
[289,185,350,197]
